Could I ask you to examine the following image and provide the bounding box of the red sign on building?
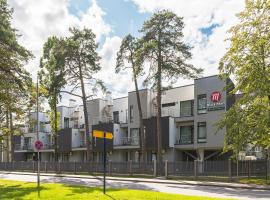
[210,91,221,103]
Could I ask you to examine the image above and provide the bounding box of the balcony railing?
[115,137,139,146]
[43,143,54,149]
[15,144,33,151]
[79,140,86,148]
[175,134,194,145]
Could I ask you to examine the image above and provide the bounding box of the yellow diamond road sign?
[92,130,113,139]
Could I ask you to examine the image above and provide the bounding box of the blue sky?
[9,0,245,102]
[68,0,150,47]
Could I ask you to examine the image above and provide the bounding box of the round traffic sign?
[35,140,43,150]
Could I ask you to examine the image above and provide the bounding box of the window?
[113,111,119,123]
[197,94,207,114]
[130,128,139,145]
[162,102,176,107]
[130,105,134,123]
[180,100,194,117]
[197,122,207,143]
[64,117,69,128]
[179,126,193,144]
[24,137,31,146]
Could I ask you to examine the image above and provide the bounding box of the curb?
[0,171,269,191]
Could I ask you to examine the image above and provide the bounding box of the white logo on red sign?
[34,140,43,150]
[210,91,221,103]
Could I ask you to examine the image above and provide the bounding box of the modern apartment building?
[12,75,235,162]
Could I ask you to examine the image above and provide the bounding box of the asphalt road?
[0,172,270,200]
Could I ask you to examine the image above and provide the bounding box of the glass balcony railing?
[114,137,139,146]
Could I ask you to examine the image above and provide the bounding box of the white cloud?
[130,0,245,78]
[7,0,247,105]
[8,0,122,105]
[8,0,112,78]
[97,36,134,98]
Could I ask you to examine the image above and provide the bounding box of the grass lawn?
[0,179,234,200]
[238,177,270,185]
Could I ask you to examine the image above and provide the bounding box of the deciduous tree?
[40,36,66,161]
[218,0,270,158]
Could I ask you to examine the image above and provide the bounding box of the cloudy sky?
[8,0,245,105]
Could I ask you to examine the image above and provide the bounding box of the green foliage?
[40,36,66,135]
[139,10,203,87]
[65,27,102,86]
[116,34,146,161]
[139,10,202,161]
[63,27,105,161]
[116,34,143,77]
[0,0,33,153]
[46,110,60,135]
[218,0,270,156]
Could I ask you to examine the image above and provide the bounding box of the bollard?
[74,161,76,174]
[45,161,47,173]
[58,161,61,174]
[153,160,157,177]
[108,161,112,176]
[129,160,132,176]
[194,160,197,179]
[228,159,232,181]
[165,160,168,179]
[33,161,35,173]
[236,160,239,178]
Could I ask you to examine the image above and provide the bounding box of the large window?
[64,117,69,128]
[130,128,139,145]
[197,94,207,114]
[130,105,134,123]
[179,126,193,144]
[113,111,119,123]
[180,100,194,117]
[197,122,207,143]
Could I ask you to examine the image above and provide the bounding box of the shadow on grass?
[0,182,47,200]
[64,184,122,196]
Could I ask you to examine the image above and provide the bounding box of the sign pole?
[36,75,40,189]
[103,131,106,194]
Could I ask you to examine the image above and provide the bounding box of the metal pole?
[36,75,40,188]
[103,132,106,194]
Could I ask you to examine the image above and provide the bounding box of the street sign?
[34,140,43,150]
[92,130,113,194]
[92,130,113,139]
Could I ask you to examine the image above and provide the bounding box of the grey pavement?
[0,171,270,200]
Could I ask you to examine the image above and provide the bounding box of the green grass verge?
[238,177,270,185]
[0,179,234,200]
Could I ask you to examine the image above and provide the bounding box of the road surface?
[0,172,269,200]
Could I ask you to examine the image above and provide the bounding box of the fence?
[0,160,269,179]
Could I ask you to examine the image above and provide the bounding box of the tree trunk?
[5,110,9,162]
[79,66,92,162]
[9,111,14,162]
[156,36,163,164]
[133,72,145,162]
[54,99,58,162]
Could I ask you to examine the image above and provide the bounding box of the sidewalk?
[1,170,269,190]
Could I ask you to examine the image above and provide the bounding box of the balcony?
[175,126,194,146]
[175,136,194,145]
[14,144,33,151]
[79,140,86,148]
[114,137,139,147]
[43,143,54,150]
